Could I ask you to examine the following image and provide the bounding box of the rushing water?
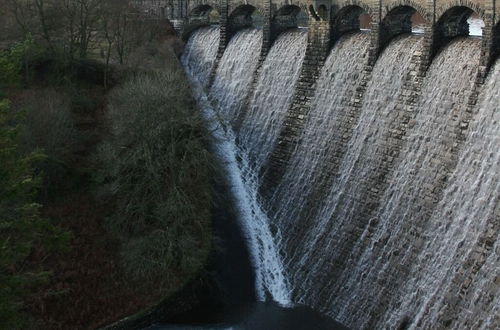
[182,25,499,330]
[237,30,307,171]
[181,26,220,88]
[210,29,262,125]
[265,31,371,289]
[325,38,482,328]
[267,34,425,314]
[383,59,500,330]
[183,28,293,304]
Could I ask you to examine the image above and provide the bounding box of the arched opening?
[229,5,258,30]
[182,5,220,41]
[411,11,426,33]
[436,6,483,38]
[331,5,371,44]
[467,13,485,36]
[189,5,220,25]
[379,6,426,54]
[272,5,308,36]
[432,6,483,58]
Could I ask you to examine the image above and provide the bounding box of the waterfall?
[210,29,262,124]
[327,38,482,328]
[181,22,498,329]
[268,33,424,314]
[181,26,220,88]
[183,28,296,304]
[384,59,500,330]
[264,31,371,292]
[238,30,307,171]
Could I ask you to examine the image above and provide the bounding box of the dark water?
[146,155,347,330]
[147,302,348,330]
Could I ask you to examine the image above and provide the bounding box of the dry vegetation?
[0,1,215,328]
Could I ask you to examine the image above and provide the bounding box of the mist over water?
[183,26,499,329]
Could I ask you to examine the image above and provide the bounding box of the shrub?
[0,36,39,88]
[0,99,69,329]
[96,62,215,290]
[14,89,79,161]
[10,88,84,198]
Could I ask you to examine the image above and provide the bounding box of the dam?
[138,0,499,329]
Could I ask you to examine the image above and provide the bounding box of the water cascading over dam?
[182,22,499,329]
[264,31,372,293]
[237,30,308,171]
[210,29,263,124]
[321,37,482,328]
[267,33,424,313]
[182,26,220,87]
[385,60,499,329]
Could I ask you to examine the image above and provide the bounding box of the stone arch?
[272,5,309,37]
[182,4,220,41]
[331,4,373,44]
[378,5,427,54]
[430,5,484,58]
[189,4,220,21]
[434,1,486,23]
[229,4,260,31]
[382,0,429,23]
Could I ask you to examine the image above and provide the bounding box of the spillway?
[182,24,499,330]
[181,26,220,88]
[326,38,482,328]
[384,59,500,330]
[209,29,262,124]
[237,30,308,171]
[266,35,425,318]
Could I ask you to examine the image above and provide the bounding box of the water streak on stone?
[210,29,263,125]
[238,30,308,171]
[181,26,220,88]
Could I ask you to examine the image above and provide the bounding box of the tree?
[0,99,69,329]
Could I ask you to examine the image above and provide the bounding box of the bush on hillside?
[95,62,215,290]
[0,36,39,88]
[14,89,80,161]
[0,99,69,329]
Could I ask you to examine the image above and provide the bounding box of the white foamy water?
[263,32,371,294]
[328,38,482,328]
[181,26,220,88]
[183,28,292,304]
[209,29,262,124]
[237,30,307,171]
[181,24,499,330]
[384,59,500,330]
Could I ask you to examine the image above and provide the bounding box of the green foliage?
[96,62,215,288]
[0,36,38,88]
[0,99,69,329]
